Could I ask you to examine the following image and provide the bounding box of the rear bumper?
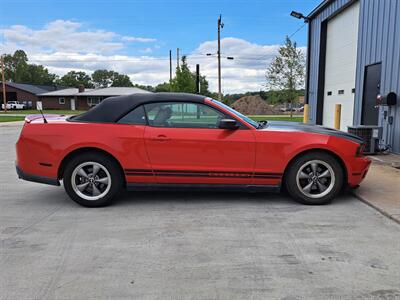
[348,156,371,187]
[16,165,60,186]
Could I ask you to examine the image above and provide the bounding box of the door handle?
[151,134,171,141]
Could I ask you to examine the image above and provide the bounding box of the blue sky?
[0,0,321,92]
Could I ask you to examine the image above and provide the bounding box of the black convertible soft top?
[70,92,206,123]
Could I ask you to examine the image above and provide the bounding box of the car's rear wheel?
[285,152,344,205]
[63,153,123,207]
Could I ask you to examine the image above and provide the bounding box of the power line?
[252,22,307,61]
[6,22,308,65]
[27,54,279,63]
[288,23,307,39]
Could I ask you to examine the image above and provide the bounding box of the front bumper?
[16,165,60,186]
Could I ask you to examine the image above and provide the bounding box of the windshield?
[210,99,260,128]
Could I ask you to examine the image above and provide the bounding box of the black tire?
[285,151,344,205]
[63,152,123,207]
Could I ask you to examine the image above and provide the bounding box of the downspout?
[305,19,311,106]
[304,18,312,124]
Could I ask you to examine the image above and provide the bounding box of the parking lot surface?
[1,125,400,300]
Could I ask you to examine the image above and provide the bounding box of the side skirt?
[126,183,281,193]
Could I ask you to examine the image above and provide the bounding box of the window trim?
[117,105,147,125]
[139,101,245,130]
[115,101,248,129]
[58,97,65,105]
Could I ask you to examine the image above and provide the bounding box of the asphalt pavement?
[1,125,399,300]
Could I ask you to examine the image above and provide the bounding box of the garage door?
[323,1,360,130]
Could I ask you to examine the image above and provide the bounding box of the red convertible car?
[16,93,370,207]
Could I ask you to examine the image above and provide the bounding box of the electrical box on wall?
[376,92,397,106]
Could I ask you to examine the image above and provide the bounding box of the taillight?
[356,144,365,156]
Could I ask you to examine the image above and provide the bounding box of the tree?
[198,75,209,95]
[3,50,59,85]
[266,36,305,117]
[22,64,57,85]
[112,74,133,87]
[171,56,196,93]
[155,82,171,92]
[56,71,94,88]
[91,69,133,88]
[170,56,210,95]
[91,69,113,88]
[133,84,155,92]
[3,50,29,82]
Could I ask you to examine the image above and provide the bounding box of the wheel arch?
[57,147,126,186]
[282,148,348,189]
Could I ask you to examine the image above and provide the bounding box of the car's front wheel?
[285,152,344,205]
[63,153,123,207]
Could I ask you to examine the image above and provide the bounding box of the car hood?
[261,121,364,144]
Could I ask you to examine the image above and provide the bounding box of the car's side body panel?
[17,120,154,184]
[16,95,371,192]
[143,126,258,185]
[252,130,370,187]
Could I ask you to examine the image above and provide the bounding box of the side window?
[144,102,226,128]
[118,105,147,125]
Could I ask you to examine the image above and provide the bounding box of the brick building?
[39,86,151,110]
[0,82,63,108]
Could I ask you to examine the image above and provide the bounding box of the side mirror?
[218,118,239,130]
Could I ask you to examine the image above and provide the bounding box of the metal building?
[306,0,400,153]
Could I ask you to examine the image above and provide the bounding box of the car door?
[116,105,155,183]
[143,101,256,185]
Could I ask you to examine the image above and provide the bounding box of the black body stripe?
[126,173,154,176]
[124,169,282,179]
[125,169,153,173]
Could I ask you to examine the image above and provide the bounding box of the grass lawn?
[0,116,26,122]
[0,109,85,115]
[249,115,303,122]
[0,110,303,123]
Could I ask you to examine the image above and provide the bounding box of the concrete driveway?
[1,125,399,300]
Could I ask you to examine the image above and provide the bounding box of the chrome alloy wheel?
[296,160,335,199]
[71,162,112,201]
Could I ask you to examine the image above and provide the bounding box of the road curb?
[0,121,24,127]
[352,191,400,225]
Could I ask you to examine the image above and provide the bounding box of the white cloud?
[121,36,157,43]
[1,19,156,55]
[187,37,284,93]
[0,20,305,93]
[33,52,170,86]
[140,47,153,54]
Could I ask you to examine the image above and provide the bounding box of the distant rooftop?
[3,82,152,97]
[78,87,151,96]
[38,88,94,97]
[2,81,65,95]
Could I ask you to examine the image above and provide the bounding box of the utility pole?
[176,48,180,69]
[196,64,200,94]
[169,50,172,91]
[217,15,224,101]
[196,64,201,119]
[1,55,6,113]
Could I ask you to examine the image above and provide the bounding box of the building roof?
[78,87,151,96]
[38,88,94,97]
[71,93,206,123]
[307,0,333,19]
[3,81,64,95]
